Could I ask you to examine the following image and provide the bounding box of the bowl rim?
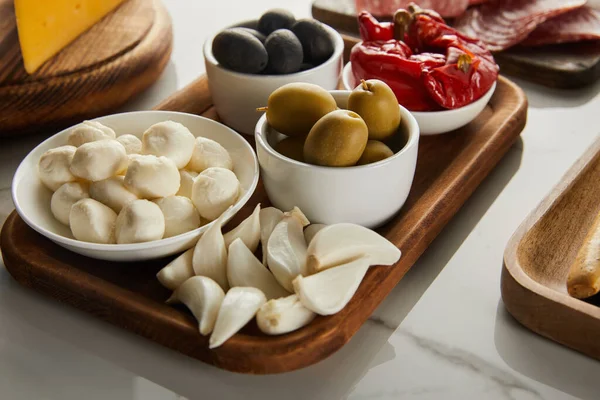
[254,90,420,172]
[342,61,497,116]
[12,110,260,252]
[203,19,345,80]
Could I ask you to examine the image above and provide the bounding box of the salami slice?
[521,6,600,46]
[355,0,469,18]
[454,0,587,52]
[469,0,490,5]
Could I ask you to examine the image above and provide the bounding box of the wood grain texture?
[1,74,527,374]
[502,137,600,361]
[0,0,172,135]
[312,0,600,89]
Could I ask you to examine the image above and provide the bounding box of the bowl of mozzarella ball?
[12,111,259,262]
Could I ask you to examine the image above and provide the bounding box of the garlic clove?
[266,212,308,292]
[223,204,261,253]
[157,248,194,291]
[227,238,290,300]
[304,224,327,245]
[285,206,310,227]
[256,294,315,335]
[167,276,225,336]
[306,223,401,274]
[193,209,230,291]
[209,287,266,349]
[259,207,284,265]
[293,257,370,316]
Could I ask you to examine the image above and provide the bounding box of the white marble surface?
[2,1,600,399]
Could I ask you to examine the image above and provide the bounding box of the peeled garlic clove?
[267,213,308,292]
[186,136,233,173]
[293,257,370,316]
[223,204,261,253]
[89,176,138,213]
[69,198,117,244]
[256,294,315,335]
[285,206,310,227]
[306,223,401,274]
[157,248,194,291]
[193,210,230,291]
[227,238,290,300]
[167,276,225,336]
[259,207,284,265]
[304,224,326,245]
[209,287,266,349]
[115,199,165,244]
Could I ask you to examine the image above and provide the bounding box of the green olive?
[303,110,368,167]
[348,79,401,141]
[263,83,337,137]
[274,136,305,162]
[357,140,394,165]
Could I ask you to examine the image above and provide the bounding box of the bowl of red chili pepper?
[344,6,499,135]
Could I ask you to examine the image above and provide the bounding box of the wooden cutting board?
[312,0,600,89]
[1,72,527,374]
[0,0,172,136]
[503,136,600,361]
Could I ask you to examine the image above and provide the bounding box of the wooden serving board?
[1,73,527,374]
[0,0,172,136]
[502,136,600,361]
[312,0,600,89]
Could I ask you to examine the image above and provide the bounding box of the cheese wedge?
[14,0,126,73]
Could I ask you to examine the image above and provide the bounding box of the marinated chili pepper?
[351,5,499,111]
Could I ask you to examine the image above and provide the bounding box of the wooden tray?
[312,0,600,89]
[0,0,172,136]
[502,137,600,361]
[1,74,527,374]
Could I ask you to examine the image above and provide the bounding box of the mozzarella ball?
[141,121,195,169]
[124,155,180,198]
[70,139,128,181]
[38,145,77,191]
[69,198,117,244]
[67,121,116,147]
[89,176,138,213]
[191,167,240,221]
[50,182,89,225]
[177,169,198,198]
[186,136,233,172]
[154,196,202,238]
[115,199,165,244]
[116,134,142,155]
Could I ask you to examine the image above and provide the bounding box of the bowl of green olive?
[255,81,420,228]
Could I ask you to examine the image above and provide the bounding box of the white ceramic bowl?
[255,90,419,229]
[12,111,259,262]
[342,62,496,135]
[204,21,344,135]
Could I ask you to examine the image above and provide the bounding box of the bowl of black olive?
[203,9,344,135]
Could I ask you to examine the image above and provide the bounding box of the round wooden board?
[0,0,172,136]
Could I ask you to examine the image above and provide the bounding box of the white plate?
[12,111,259,262]
[342,62,496,135]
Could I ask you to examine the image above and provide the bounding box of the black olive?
[291,19,334,65]
[299,62,315,72]
[233,27,266,43]
[264,29,303,74]
[257,9,296,35]
[212,28,268,74]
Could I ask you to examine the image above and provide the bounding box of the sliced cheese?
[14,0,126,73]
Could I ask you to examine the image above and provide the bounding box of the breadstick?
[567,212,600,299]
